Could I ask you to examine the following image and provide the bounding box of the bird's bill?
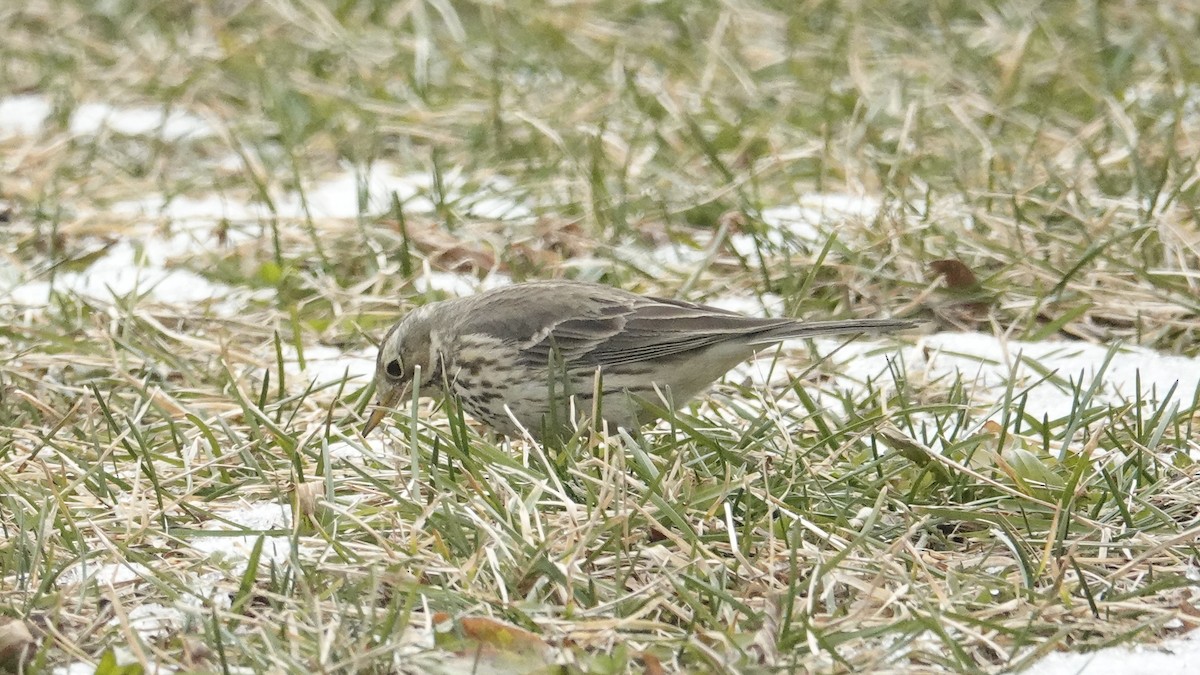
[362,407,389,436]
[362,385,404,436]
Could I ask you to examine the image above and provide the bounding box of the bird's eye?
[385,359,403,378]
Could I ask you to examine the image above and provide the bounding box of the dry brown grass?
[2,1,1200,672]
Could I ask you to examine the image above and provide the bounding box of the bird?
[363,280,918,441]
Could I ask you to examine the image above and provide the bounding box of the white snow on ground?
[759,193,880,241]
[1,161,529,313]
[1021,629,1200,675]
[108,192,273,227]
[269,165,434,220]
[618,191,884,276]
[107,162,528,222]
[120,603,183,640]
[189,500,294,568]
[50,499,308,674]
[53,663,109,675]
[0,94,53,138]
[0,95,213,140]
[614,236,711,275]
[106,164,437,223]
[55,562,188,652]
[908,333,1200,421]
[731,331,1200,431]
[57,561,155,588]
[68,102,213,140]
[412,268,514,297]
[705,292,786,316]
[280,343,376,385]
[7,238,271,310]
[730,193,883,257]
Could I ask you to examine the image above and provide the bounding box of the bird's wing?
[571,297,799,366]
[454,282,795,368]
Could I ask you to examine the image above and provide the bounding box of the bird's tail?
[746,317,921,345]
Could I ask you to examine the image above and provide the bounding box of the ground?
[1,1,1199,673]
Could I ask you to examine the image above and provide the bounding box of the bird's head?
[363,306,442,435]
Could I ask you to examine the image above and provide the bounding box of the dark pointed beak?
[362,384,405,436]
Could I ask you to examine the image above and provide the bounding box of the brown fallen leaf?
[929,258,979,290]
[432,612,552,661]
[383,219,498,273]
[928,258,995,324]
[0,617,36,672]
[640,650,666,675]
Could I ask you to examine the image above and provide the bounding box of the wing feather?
[452,282,789,367]
[449,280,907,370]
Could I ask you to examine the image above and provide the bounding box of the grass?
[3,0,1200,672]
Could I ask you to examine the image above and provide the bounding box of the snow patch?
[0,94,53,138]
[279,344,376,385]
[188,501,293,569]
[1022,630,1200,675]
[412,270,514,297]
[69,102,213,140]
[910,333,1200,422]
[57,562,153,588]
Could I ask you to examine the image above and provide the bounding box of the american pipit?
[364,280,917,440]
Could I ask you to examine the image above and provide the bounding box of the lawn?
[2,1,1199,672]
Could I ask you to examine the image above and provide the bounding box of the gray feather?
[450,281,918,369]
